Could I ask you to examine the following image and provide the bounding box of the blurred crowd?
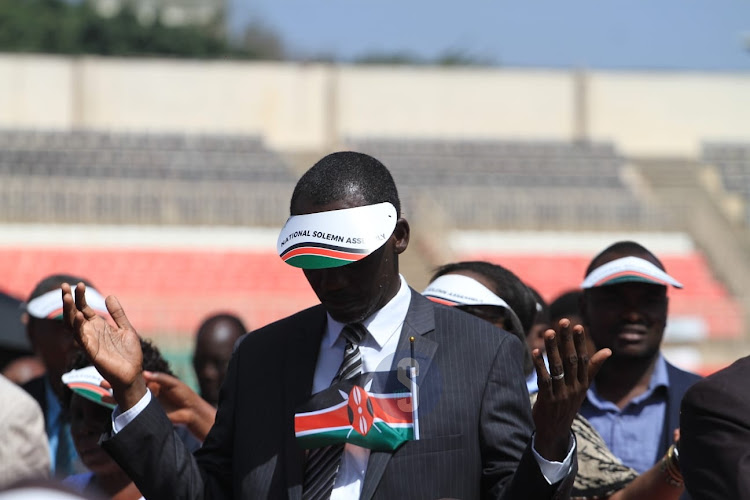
[0,151,746,500]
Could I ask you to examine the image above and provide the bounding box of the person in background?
[424,260,686,500]
[0,373,50,489]
[2,355,46,386]
[62,338,187,499]
[549,290,597,359]
[23,273,108,478]
[579,241,701,475]
[526,286,550,358]
[425,261,536,389]
[549,290,584,329]
[192,313,246,408]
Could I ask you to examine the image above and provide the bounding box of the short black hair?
[196,313,247,339]
[431,261,537,336]
[549,290,583,323]
[431,261,536,376]
[28,273,95,302]
[63,337,172,410]
[290,151,401,216]
[585,240,664,277]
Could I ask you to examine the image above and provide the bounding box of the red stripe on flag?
[295,405,350,434]
[371,395,413,424]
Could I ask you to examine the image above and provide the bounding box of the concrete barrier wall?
[336,66,574,141]
[0,55,75,128]
[0,54,748,155]
[76,58,330,150]
[588,72,750,156]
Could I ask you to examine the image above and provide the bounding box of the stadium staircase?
[630,157,750,364]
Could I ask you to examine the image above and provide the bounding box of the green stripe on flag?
[297,422,413,451]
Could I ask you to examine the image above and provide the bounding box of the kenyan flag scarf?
[295,371,415,451]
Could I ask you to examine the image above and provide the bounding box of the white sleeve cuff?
[531,432,576,485]
[111,389,152,434]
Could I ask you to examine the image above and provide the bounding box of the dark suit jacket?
[680,355,750,500]
[660,362,702,458]
[103,289,576,499]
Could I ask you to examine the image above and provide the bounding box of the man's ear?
[392,218,410,255]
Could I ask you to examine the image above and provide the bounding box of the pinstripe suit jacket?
[103,289,575,499]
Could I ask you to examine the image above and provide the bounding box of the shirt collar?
[586,352,670,409]
[324,274,411,349]
[648,353,670,391]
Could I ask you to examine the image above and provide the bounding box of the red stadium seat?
[0,247,318,337]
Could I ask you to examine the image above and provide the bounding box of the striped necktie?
[302,323,367,500]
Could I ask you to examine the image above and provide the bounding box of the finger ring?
[551,373,565,381]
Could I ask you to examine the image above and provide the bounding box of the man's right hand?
[62,282,146,411]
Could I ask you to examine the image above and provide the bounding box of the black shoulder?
[685,355,750,398]
[666,360,703,384]
[235,304,327,353]
[432,301,519,347]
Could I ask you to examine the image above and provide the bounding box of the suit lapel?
[285,306,327,500]
[360,289,438,500]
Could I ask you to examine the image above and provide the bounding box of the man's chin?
[610,346,659,360]
[325,306,370,325]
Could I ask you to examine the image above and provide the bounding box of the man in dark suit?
[680,355,750,500]
[578,241,701,476]
[63,151,609,499]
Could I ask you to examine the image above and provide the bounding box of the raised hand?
[531,319,611,461]
[62,282,147,410]
[143,370,217,442]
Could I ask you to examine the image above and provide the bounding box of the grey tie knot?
[341,322,367,345]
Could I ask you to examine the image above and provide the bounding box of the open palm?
[62,282,147,409]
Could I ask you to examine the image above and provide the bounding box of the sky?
[226,0,750,71]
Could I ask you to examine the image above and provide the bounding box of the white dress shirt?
[315,274,412,500]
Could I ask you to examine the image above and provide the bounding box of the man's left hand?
[532,319,611,461]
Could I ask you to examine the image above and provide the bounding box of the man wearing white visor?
[22,273,108,478]
[64,151,608,500]
[579,241,701,478]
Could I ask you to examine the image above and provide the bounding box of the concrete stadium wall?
[0,54,748,155]
[336,66,575,141]
[588,72,750,156]
[0,55,75,128]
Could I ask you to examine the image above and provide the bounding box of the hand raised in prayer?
[531,319,611,462]
[62,282,147,411]
[144,370,217,442]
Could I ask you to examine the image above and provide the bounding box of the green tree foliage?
[353,48,496,67]
[0,0,262,58]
